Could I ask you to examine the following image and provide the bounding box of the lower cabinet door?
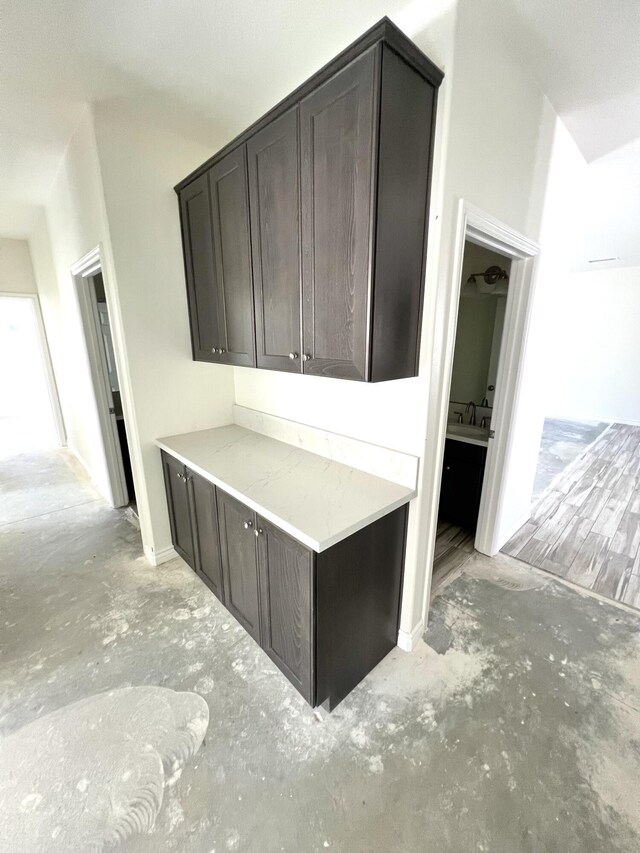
[256,516,314,704]
[217,490,261,642]
[161,451,196,570]
[190,470,224,603]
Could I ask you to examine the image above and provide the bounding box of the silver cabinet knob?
[176,471,182,479]
[302,353,311,361]
[289,352,298,360]
[254,528,263,537]
[243,520,253,530]
[211,347,217,354]
[220,348,226,354]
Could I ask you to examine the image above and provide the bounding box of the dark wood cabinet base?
[439,439,487,530]
[161,450,408,710]
[316,505,408,711]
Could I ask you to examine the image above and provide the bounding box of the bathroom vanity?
[156,419,416,710]
[439,428,488,530]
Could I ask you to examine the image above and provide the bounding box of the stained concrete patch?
[0,687,208,851]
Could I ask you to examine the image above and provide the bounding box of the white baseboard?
[144,544,178,566]
[397,619,424,652]
[65,442,91,477]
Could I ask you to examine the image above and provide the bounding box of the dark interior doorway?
[91,272,136,513]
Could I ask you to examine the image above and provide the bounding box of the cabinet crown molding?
[174,17,443,193]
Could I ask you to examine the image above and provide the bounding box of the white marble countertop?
[446,423,490,448]
[156,425,416,552]
[446,431,489,448]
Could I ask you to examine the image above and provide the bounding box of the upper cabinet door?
[179,174,221,362]
[300,48,377,380]
[208,147,256,368]
[248,109,303,373]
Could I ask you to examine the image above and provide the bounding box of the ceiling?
[0,0,638,265]
[488,0,640,163]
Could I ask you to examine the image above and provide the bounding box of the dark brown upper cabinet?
[208,147,256,368]
[248,108,303,373]
[300,49,375,380]
[176,18,443,381]
[179,174,220,362]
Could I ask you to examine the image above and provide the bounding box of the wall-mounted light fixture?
[465,265,509,295]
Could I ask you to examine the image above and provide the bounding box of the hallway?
[2,448,640,851]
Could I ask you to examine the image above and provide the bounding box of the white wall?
[435,1,590,556]
[91,102,235,558]
[29,104,235,560]
[23,0,594,640]
[543,266,640,424]
[0,238,37,294]
[29,110,115,499]
[233,0,594,637]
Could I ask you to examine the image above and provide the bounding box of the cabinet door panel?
[257,517,314,703]
[248,109,302,372]
[439,441,486,530]
[190,471,224,603]
[217,490,261,641]
[300,48,377,380]
[179,174,221,362]
[161,452,196,569]
[209,147,256,368]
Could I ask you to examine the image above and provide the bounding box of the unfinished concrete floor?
[2,447,640,852]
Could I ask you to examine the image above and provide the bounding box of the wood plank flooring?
[431,521,475,597]
[503,423,640,609]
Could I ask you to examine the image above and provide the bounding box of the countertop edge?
[156,438,416,553]
[446,431,489,448]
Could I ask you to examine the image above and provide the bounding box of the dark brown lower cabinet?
[439,439,487,531]
[161,451,197,570]
[216,490,262,642]
[162,452,225,599]
[190,470,224,602]
[256,517,314,704]
[162,451,408,710]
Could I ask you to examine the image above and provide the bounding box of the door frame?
[421,200,540,619]
[0,291,67,447]
[71,246,128,507]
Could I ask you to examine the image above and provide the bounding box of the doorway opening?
[0,293,66,456]
[432,242,512,594]
[420,201,540,622]
[72,251,136,513]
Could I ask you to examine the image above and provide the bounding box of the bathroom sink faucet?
[465,401,477,426]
